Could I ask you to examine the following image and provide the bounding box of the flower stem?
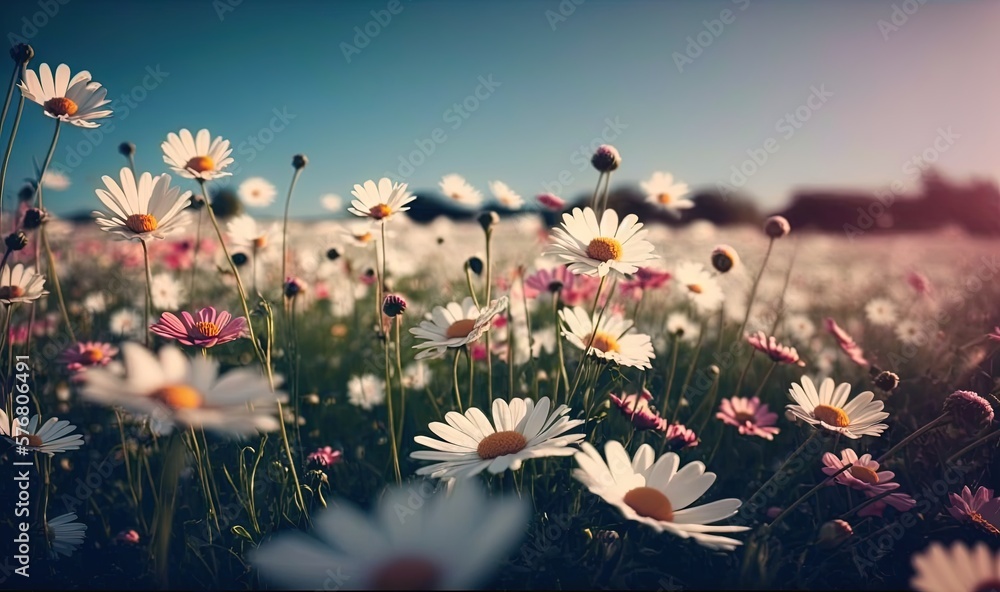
[553,292,569,405]
[876,413,949,464]
[661,332,680,418]
[452,348,463,413]
[484,226,493,402]
[763,462,854,533]
[736,237,775,342]
[0,62,26,233]
[141,239,153,347]
[946,426,1000,464]
[189,207,203,302]
[746,431,822,511]
[384,315,401,485]
[279,167,303,295]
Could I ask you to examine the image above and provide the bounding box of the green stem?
[484,227,493,402]
[0,62,26,232]
[384,315,401,485]
[764,462,854,533]
[280,167,303,293]
[876,414,949,464]
[141,239,153,347]
[736,238,775,341]
[452,348,463,412]
[661,332,680,417]
[946,427,1000,464]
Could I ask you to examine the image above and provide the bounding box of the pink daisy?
[150,307,247,348]
[609,389,667,432]
[948,486,1000,532]
[523,265,599,306]
[663,422,699,450]
[716,396,780,440]
[537,193,566,211]
[824,318,869,367]
[906,271,931,296]
[746,331,805,366]
[306,446,344,469]
[60,341,118,373]
[821,448,916,516]
[621,267,672,292]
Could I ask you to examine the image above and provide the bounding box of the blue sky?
[2,0,997,218]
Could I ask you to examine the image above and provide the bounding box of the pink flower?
[150,307,247,348]
[306,446,344,469]
[523,265,599,306]
[821,449,916,515]
[716,396,780,440]
[60,341,118,373]
[947,486,1000,531]
[906,271,931,295]
[609,389,667,432]
[621,267,672,292]
[824,318,868,367]
[746,331,805,366]
[114,529,140,545]
[537,193,566,211]
[664,423,699,450]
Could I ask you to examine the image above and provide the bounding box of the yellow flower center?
[369,204,392,220]
[445,319,477,339]
[0,285,26,299]
[195,321,221,337]
[252,236,267,249]
[849,465,880,484]
[44,97,78,117]
[657,193,672,204]
[623,486,674,522]
[369,556,442,590]
[734,411,756,424]
[586,331,620,354]
[687,284,703,294]
[970,513,1000,537]
[151,385,203,409]
[125,213,158,234]
[586,237,623,262]
[355,231,373,244]
[82,348,104,363]
[477,430,528,460]
[813,404,851,428]
[185,156,215,173]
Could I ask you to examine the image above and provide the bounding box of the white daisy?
[80,343,284,438]
[0,410,83,455]
[403,362,433,390]
[489,180,524,210]
[865,297,898,327]
[349,177,416,222]
[340,220,379,248]
[439,174,483,207]
[895,319,927,346]
[92,167,192,242]
[785,375,889,439]
[531,328,557,358]
[18,63,112,128]
[150,272,185,310]
[911,541,1000,592]
[673,261,724,313]
[227,214,278,251]
[573,441,750,551]
[109,309,143,338]
[347,374,386,410]
[411,396,584,479]
[250,482,528,590]
[547,207,657,278]
[641,171,693,215]
[559,306,654,369]
[83,292,107,314]
[666,312,701,343]
[409,296,508,360]
[161,128,234,181]
[320,193,343,212]
[784,313,816,343]
[0,263,47,304]
[238,177,277,207]
[46,513,86,558]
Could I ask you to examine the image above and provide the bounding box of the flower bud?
[382,294,407,317]
[764,215,791,239]
[591,144,621,173]
[292,154,308,169]
[4,232,28,252]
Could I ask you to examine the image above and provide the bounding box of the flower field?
[0,41,998,592]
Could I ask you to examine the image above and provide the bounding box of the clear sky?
[2,0,997,218]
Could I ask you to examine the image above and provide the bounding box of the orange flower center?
[195,321,221,337]
[355,231,373,244]
[657,193,672,204]
[125,213,158,234]
[0,285,26,299]
[734,411,756,424]
[44,97,78,117]
[185,156,215,173]
[150,385,203,409]
[586,237,623,262]
[252,236,267,249]
[687,283,703,294]
[369,556,442,590]
[449,192,463,201]
[369,204,392,220]
[330,324,348,337]
[477,430,528,460]
[585,331,620,354]
[813,404,850,428]
[82,348,104,363]
[623,486,674,522]
[849,465,880,484]
[445,319,477,339]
